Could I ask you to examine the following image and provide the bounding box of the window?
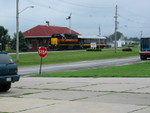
[0,54,14,64]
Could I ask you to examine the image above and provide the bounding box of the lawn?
[31,61,150,77]
[10,48,139,66]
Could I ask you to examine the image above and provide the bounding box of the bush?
[122,48,132,51]
[5,49,16,53]
[86,48,102,51]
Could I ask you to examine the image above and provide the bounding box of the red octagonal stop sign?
[38,47,48,57]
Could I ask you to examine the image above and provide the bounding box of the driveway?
[0,77,150,113]
[19,56,141,76]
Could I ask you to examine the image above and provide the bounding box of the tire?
[140,55,147,60]
[0,82,11,92]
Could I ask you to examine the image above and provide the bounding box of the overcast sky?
[0,0,150,38]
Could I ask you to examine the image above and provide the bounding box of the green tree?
[107,31,123,42]
[0,26,10,50]
[11,31,28,52]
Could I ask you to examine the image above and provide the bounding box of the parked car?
[0,52,20,92]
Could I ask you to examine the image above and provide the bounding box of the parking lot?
[0,77,150,113]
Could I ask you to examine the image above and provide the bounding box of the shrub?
[122,48,132,51]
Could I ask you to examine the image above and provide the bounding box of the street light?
[19,6,34,14]
[16,0,34,63]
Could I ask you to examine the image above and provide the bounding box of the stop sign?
[38,47,48,57]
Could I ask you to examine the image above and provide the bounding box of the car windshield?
[0,54,14,64]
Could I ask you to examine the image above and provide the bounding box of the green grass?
[10,48,139,66]
[31,61,150,77]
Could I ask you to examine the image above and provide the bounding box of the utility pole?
[16,0,34,63]
[140,31,143,38]
[114,5,118,53]
[16,0,19,63]
[98,24,101,49]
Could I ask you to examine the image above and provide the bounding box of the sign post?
[38,47,48,74]
[91,42,97,49]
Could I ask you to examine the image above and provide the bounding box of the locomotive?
[48,34,106,50]
[48,34,80,50]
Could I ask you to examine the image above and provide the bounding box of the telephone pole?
[16,0,19,63]
[16,0,34,63]
[140,31,143,38]
[114,5,118,53]
[98,24,101,49]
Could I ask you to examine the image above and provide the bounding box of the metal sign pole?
[39,57,43,75]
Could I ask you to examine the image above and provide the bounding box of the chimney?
[46,21,50,26]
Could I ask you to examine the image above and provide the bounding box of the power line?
[57,0,113,8]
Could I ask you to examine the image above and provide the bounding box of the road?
[19,56,141,76]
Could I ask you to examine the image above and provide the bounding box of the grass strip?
[31,61,150,78]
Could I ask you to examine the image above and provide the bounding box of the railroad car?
[78,35,106,49]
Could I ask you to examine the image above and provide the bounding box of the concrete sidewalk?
[0,77,150,113]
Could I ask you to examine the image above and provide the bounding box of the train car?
[78,35,107,49]
[48,34,80,50]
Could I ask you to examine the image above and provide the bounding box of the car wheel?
[0,82,11,92]
[140,55,147,60]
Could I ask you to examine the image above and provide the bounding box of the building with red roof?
[23,25,80,51]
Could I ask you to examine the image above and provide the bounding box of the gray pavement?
[19,56,141,76]
[0,77,150,113]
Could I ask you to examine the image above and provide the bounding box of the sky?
[0,0,150,38]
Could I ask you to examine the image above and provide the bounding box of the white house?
[117,35,126,47]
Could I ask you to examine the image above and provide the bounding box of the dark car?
[0,52,20,92]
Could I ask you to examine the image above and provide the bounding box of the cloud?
[0,0,150,37]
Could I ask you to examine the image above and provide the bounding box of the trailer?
[139,37,150,60]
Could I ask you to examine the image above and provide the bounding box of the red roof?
[23,25,80,37]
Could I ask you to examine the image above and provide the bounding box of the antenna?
[98,24,101,36]
[66,13,72,34]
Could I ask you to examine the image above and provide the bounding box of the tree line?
[0,26,28,52]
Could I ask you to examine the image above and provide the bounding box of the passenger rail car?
[78,36,106,49]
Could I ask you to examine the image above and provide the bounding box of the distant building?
[117,35,126,47]
[23,25,80,51]
[107,35,126,48]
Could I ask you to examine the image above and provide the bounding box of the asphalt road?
[19,56,141,76]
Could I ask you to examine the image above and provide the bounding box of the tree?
[11,31,28,52]
[107,31,123,42]
[0,26,10,50]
